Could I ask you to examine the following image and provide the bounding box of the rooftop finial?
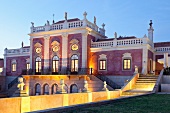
[21,41,24,48]
[102,23,105,29]
[149,20,153,28]
[94,16,96,24]
[65,12,67,20]
[114,32,117,38]
[53,14,55,24]
[83,11,87,19]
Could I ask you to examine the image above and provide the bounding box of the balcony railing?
[22,68,93,75]
[155,47,170,52]
[31,19,105,36]
[5,48,30,55]
[91,37,153,48]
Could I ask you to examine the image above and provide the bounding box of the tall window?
[26,63,30,70]
[12,63,16,72]
[11,59,17,72]
[99,60,106,70]
[71,55,78,72]
[123,59,131,70]
[52,56,59,72]
[35,57,41,73]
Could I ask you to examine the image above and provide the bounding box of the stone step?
[137,79,157,81]
[136,81,156,83]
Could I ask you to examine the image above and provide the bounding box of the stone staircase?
[121,75,158,97]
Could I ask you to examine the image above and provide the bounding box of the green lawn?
[66,94,170,113]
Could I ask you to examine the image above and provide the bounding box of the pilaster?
[61,33,68,69]
[30,38,33,69]
[142,46,148,75]
[44,35,50,69]
[82,32,88,68]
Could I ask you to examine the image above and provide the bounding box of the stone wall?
[0,90,120,113]
[0,76,6,92]
[90,49,142,76]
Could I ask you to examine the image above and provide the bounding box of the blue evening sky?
[0,0,170,58]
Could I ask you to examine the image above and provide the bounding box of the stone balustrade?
[91,38,153,48]
[155,47,170,52]
[31,19,105,36]
[5,47,30,55]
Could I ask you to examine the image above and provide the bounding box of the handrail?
[121,73,139,92]
[94,75,121,89]
[8,75,22,89]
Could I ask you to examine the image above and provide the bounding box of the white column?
[3,48,7,76]
[153,54,156,74]
[61,33,68,69]
[164,53,168,68]
[44,36,50,69]
[30,38,33,69]
[82,33,88,68]
[142,47,148,75]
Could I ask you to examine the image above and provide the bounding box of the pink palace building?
[2,12,170,96]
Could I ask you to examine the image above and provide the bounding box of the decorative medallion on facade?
[35,47,41,53]
[71,44,78,51]
[52,46,59,52]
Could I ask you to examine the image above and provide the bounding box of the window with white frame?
[35,57,41,72]
[26,58,30,70]
[99,60,106,70]
[123,59,131,70]
[122,53,132,70]
[98,54,107,70]
[52,56,59,72]
[11,59,17,72]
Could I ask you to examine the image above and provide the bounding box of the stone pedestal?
[13,90,28,97]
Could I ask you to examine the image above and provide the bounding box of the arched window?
[70,84,78,93]
[11,59,17,72]
[35,57,41,73]
[35,83,41,95]
[51,84,58,94]
[52,56,59,73]
[71,55,78,72]
[43,84,49,95]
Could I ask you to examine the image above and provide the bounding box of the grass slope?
[66,94,170,113]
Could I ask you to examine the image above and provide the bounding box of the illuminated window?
[71,54,78,72]
[11,59,17,72]
[26,63,30,70]
[122,53,132,71]
[52,56,59,72]
[99,60,106,70]
[35,57,41,73]
[123,59,131,70]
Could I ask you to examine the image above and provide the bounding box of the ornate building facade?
[2,12,170,95]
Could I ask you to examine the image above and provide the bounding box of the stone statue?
[31,22,34,27]
[102,81,109,91]
[94,16,96,24]
[47,20,50,25]
[82,80,90,92]
[134,65,138,73]
[149,20,153,28]
[17,77,25,91]
[57,79,67,94]
[65,12,67,20]
[102,23,105,29]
